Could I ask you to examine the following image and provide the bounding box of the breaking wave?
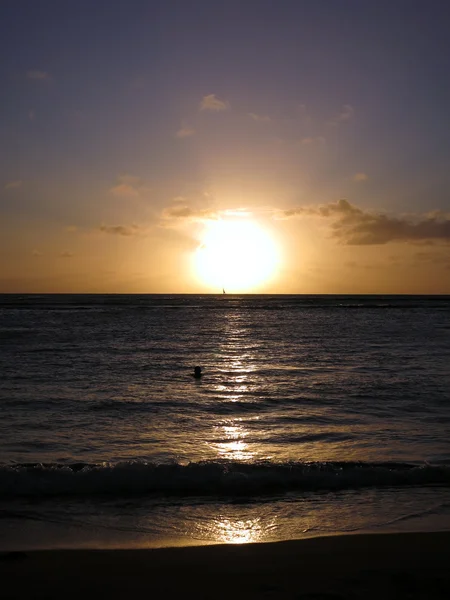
[1,460,449,498]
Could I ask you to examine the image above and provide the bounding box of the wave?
[1,460,449,499]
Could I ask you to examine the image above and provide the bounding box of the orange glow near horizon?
[192,218,280,292]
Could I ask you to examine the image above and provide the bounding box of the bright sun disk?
[193,218,279,292]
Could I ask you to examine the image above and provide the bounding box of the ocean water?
[1,294,450,549]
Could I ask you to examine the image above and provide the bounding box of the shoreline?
[2,531,449,599]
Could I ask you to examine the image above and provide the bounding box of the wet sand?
[1,531,449,599]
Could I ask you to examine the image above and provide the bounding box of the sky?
[1,0,450,293]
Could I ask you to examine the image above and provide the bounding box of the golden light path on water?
[207,308,265,468]
[196,309,397,546]
[202,316,270,544]
[209,359,257,462]
[187,306,357,546]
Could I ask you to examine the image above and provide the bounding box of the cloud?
[353,173,368,182]
[160,203,257,229]
[200,94,230,112]
[99,224,142,236]
[336,104,354,122]
[163,205,194,219]
[279,199,450,245]
[161,204,220,224]
[60,251,74,258]
[26,70,51,81]
[176,125,195,138]
[110,184,139,198]
[161,194,450,247]
[329,104,354,126]
[4,180,22,190]
[32,249,43,256]
[109,175,145,198]
[248,113,271,122]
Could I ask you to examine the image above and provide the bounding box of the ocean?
[1,294,450,550]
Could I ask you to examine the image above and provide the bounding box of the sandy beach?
[1,531,449,599]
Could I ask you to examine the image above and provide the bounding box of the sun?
[193,218,280,292]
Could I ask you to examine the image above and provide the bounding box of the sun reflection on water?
[212,517,273,544]
[212,421,255,461]
[214,383,252,399]
[183,508,279,546]
[206,310,265,461]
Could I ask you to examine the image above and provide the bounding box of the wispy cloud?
[336,104,354,122]
[26,70,51,81]
[248,113,271,122]
[278,199,450,245]
[110,184,139,198]
[200,94,230,112]
[176,125,195,138]
[4,180,22,190]
[99,224,143,236]
[109,175,146,198]
[353,172,368,182]
[161,204,220,224]
[32,249,43,256]
[161,194,450,246]
[60,251,74,258]
[160,203,257,228]
[329,104,354,126]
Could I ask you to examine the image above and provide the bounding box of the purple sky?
[1,0,450,293]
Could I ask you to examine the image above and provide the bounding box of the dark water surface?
[1,294,449,548]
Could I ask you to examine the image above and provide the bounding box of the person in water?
[193,366,202,378]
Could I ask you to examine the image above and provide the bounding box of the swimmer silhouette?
[193,366,202,379]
